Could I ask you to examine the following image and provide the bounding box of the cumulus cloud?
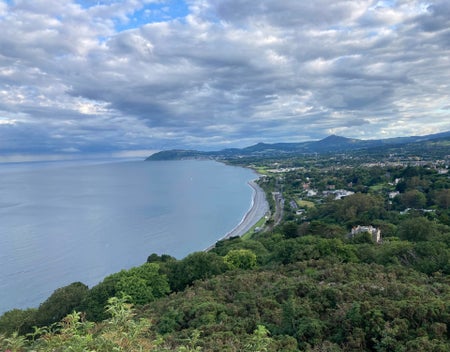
[0,0,449,158]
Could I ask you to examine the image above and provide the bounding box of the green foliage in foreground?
[4,259,448,351]
[0,296,275,351]
[80,262,170,321]
[146,260,450,351]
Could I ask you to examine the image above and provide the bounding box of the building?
[350,225,382,244]
[389,191,400,199]
[307,189,318,197]
[322,189,354,200]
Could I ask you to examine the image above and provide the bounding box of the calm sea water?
[0,160,257,313]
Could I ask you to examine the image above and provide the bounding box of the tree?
[282,222,299,238]
[112,263,170,306]
[165,252,227,291]
[224,249,257,270]
[211,238,269,264]
[377,240,416,266]
[271,237,317,264]
[397,217,437,242]
[334,193,384,223]
[399,190,427,209]
[0,308,37,336]
[35,282,89,327]
[436,189,450,209]
[305,220,346,239]
[82,263,169,321]
[413,241,450,274]
[147,253,176,263]
[81,274,120,321]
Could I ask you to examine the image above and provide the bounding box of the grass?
[296,199,315,208]
[369,183,389,192]
[242,216,267,240]
[254,167,269,175]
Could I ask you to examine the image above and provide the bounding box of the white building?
[323,189,354,200]
[350,225,382,244]
[389,191,400,199]
[307,189,318,197]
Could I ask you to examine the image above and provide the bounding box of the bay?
[0,160,257,314]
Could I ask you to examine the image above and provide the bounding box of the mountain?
[146,131,450,160]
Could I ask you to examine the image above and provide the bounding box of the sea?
[0,159,257,314]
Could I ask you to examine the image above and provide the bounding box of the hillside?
[147,131,450,160]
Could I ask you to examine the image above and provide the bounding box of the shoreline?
[206,178,269,250]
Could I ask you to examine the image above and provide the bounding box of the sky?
[0,0,449,160]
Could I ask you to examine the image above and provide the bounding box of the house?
[389,191,400,199]
[334,189,354,200]
[323,189,354,200]
[350,225,382,244]
[296,209,306,215]
[307,189,318,197]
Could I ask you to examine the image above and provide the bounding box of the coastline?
[206,178,269,250]
[0,160,259,314]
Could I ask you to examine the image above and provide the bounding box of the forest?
[1,151,450,351]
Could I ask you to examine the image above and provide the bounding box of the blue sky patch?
[115,1,189,31]
[75,0,189,31]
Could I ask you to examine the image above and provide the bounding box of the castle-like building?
[350,225,382,244]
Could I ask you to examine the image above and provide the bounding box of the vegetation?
[2,145,450,351]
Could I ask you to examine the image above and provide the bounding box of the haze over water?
[0,160,257,314]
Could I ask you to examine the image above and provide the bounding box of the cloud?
[206,0,372,27]
[416,1,450,32]
[0,0,449,158]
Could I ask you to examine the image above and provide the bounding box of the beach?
[218,178,269,240]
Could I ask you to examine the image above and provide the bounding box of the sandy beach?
[217,178,269,241]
